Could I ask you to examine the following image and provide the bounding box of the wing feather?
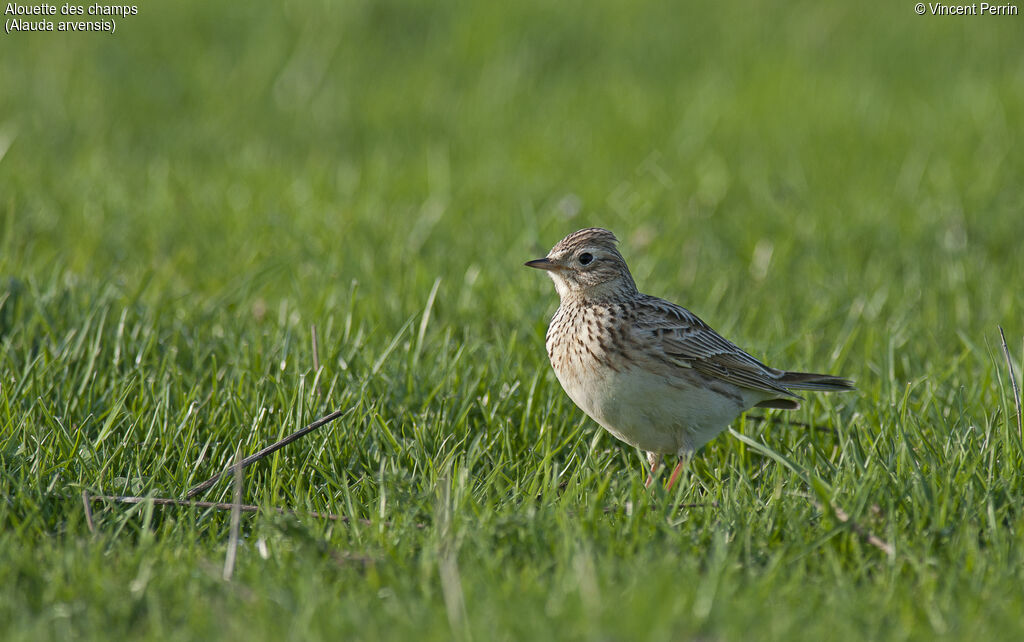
[631,295,800,399]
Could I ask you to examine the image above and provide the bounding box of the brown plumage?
[527,228,854,489]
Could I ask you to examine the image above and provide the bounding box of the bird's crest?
[551,228,619,254]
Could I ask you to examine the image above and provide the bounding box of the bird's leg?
[665,453,691,492]
[644,452,662,488]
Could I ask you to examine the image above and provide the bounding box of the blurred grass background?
[2,0,1023,640]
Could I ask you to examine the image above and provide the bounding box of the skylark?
[527,228,854,490]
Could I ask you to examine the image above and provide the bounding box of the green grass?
[3,0,1024,639]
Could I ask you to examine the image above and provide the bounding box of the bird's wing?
[631,294,799,398]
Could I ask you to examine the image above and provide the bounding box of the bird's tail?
[778,371,855,392]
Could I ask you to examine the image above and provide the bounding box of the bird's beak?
[525,257,558,271]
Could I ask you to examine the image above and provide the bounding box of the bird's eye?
[578,252,593,265]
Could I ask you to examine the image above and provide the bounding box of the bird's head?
[526,228,638,301]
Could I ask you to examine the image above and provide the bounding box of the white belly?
[553,361,751,456]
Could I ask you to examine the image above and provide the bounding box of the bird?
[526,227,854,490]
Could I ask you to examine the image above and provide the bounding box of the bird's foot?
[644,452,662,488]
